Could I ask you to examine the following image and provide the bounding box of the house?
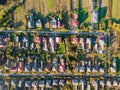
[92,66,98,72]
[99,80,105,88]
[36,19,42,28]
[99,67,105,73]
[56,37,62,44]
[11,80,18,87]
[86,81,91,90]
[106,80,112,87]
[71,13,78,32]
[79,79,85,90]
[18,61,24,72]
[52,58,58,72]
[57,18,62,28]
[59,80,65,86]
[79,66,85,72]
[32,81,38,90]
[110,66,116,73]
[92,80,98,90]
[32,59,38,72]
[45,18,50,28]
[34,36,41,44]
[39,60,43,72]
[52,79,58,86]
[46,80,52,88]
[52,18,57,29]
[112,58,116,67]
[86,66,91,72]
[42,38,48,51]
[86,38,92,52]
[23,36,29,48]
[25,81,31,87]
[39,80,44,88]
[27,14,35,29]
[11,66,17,73]
[45,63,50,73]
[72,79,78,85]
[113,80,118,87]
[25,62,32,72]
[6,59,11,68]
[49,37,55,53]
[72,37,78,44]
[79,38,85,50]
[18,80,25,88]
[92,10,98,23]
[4,80,10,90]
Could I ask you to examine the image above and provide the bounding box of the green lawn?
[112,0,119,19]
[47,0,54,9]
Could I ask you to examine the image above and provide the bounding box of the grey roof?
[32,81,38,87]
[18,80,25,87]
[72,79,78,85]
[25,81,31,87]
[4,80,10,86]
[59,80,65,86]
[39,80,44,87]
[52,80,58,86]
[11,80,18,87]
[46,80,52,87]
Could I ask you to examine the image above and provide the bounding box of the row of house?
[5,54,116,74]
[5,56,66,73]
[1,78,120,90]
[73,58,116,73]
[0,33,106,54]
[27,13,62,29]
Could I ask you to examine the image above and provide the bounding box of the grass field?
[112,0,119,19]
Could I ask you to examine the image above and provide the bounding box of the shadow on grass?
[78,0,88,24]
[99,6,107,20]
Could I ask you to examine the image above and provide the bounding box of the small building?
[46,80,52,88]
[92,10,98,23]
[52,18,57,29]
[11,80,18,87]
[99,80,105,88]
[79,80,85,90]
[11,66,17,73]
[18,80,25,87]
[113,80,118,87]
[59,80,65,86]
[52,79,58,86]
[39,80,44,88]
[25,81,31,87]
[32,81,38,90]
[27,14,35,29]
[106,80,112,87]
[36,19,42,28]
[72,79,78,85]
[18,61,24,72]
[79,66,85,72]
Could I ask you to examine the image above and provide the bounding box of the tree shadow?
[99,6,107,20]
[78,0,88,24]
[14,21,23,29]
[0,0,7,5]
